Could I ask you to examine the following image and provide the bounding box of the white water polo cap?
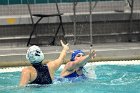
[26,45,44,64]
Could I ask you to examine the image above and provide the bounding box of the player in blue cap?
[61,49,96,79]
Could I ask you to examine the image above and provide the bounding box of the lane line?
[0,60,140,73]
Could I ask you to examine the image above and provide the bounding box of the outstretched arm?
[66,50,96,71]
[47,40,69,76]
[56,40,69,62]
[81,50,96,65]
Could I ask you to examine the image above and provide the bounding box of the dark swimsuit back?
[30,63,52,84]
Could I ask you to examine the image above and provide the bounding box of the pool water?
[0,63,140,93]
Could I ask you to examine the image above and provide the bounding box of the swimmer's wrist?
[63,48,68,52]
[63,47,69,51]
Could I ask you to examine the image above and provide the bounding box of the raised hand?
[60,40,69,51]
[90,50,96,59]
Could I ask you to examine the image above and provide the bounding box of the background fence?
[0,0,140,46]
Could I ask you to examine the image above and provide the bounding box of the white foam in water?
[93,60,140,66]
[0,60,140,73]
[0,67,24,73]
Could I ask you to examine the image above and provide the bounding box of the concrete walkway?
[0,42,140,67]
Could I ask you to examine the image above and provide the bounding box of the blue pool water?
[0,63,140,93]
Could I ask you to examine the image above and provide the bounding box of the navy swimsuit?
[64,70,85,79]
[64,71,82,78]
[64,67,85,78]
[30,64,52,84]
[63,70,86,83]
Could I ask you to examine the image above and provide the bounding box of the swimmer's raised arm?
[47,40,69,79]
[65,50,96,70]
[76,50,96,67]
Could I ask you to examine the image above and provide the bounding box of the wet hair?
[26,45,44,64]
[70,50,85,61]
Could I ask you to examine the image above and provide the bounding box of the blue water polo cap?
[26,45,44,64]
[70,50,85,61]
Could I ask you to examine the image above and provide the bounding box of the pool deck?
[0,42,140,67]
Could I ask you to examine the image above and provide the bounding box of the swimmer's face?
[74,53,85,60]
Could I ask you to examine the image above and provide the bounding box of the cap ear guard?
[26,45,44,64]
[70,50,85,61]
